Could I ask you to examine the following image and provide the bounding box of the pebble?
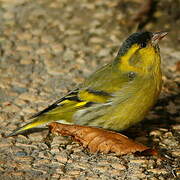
[15,151,28,157]
[51,173,60,179]
[20,58,33,65]
[159,128,168,132]
[51,136,69,146]
[98,49,110,57]
[93,165,109,173]
[111,163,126,170]
[16,45,31,52]
[28,132,44,141]
[148,169,167,174]
[73,162,88,170]
[15,143,37,149]
[164,132,173,137]
[33,159,51,167]
[23,107,37,114]
[89,37,104,44]
[68,170,81,176]
[14,98,27,106]
[129,159,148,167]
[19,92,39,102]
[63,49,75,61]
[3,104,21,112]
[171,151,180,156]
[12,86,28,93]
[50,148,60,154]
[9,171,24,177]
[0,142,12,148]
[171,124,180,130]
[55,154,68,163]
[108,169,123,176]
[14,155,34,163]
[149,130,162,137]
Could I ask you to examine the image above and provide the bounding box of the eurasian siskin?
[8,31,167,136]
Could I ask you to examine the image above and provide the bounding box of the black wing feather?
[30,89,80,119]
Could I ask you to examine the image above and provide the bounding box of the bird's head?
[116,31,168,74]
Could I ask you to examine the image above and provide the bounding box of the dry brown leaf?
[48,122,156,156]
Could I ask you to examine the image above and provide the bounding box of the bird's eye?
[128,71,136,81]
[140,42,147,48]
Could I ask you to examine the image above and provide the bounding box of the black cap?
[117,31,152,57]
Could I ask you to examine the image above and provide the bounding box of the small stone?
[36,47,47,55]
[38,151,47,159]
[74,162,87,170]
[149,130,162,137]
[148,178,159,180]
[66,29,80,35]
[68,170,81,175]
[130,159,148,165]
[51,173,60,178]
[28,132,44,141]
[89,37,104,43]
[51,148,60,154]
[19,92,39,102]
[159,128,168,132]
[109,169,123,176]
[171,124,180,130]
[51,43,63,54]
[16,45,31,52]
[51,136,68,146]
[14,98,27,106]
[148,168,167,174]
[33,159,51,167]
[3,104,21,112]
[0,142,12,148]
[15,151,28,157]
[176,169,180,177]
[3,11,14,20]
[20,32,32,41]
[23,107,36,114]
[164,132,173,137]
[15,156,34,162]
[63,49,75,61]
[94,165,109,173]
[55,153,68,163]
[20,162,34,171]
[20,58,33,65]
[111,163,126,170]
[166,101,177,114]
[59,177,75,180]
[171,151,180,156]
[98,49,110,57]
[15,143,37,149]
[13,86,28,93]
[10,171,24,176]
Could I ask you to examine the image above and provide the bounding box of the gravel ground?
[0,0,179,179]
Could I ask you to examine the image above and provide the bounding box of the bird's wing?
[7,86,113,136]
[30,86,113,117]
[30,62,123,120]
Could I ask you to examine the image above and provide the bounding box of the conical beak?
[151,31,168,46]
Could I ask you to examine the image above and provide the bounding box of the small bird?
[8,31,167,136]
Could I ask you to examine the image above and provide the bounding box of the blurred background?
[0,0,179,179]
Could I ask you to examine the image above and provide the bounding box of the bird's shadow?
[6,127,49,138]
